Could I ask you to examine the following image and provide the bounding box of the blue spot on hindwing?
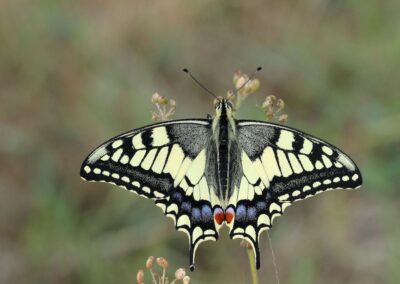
[236,204,246,222]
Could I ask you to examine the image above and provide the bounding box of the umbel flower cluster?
[136,256,190,284]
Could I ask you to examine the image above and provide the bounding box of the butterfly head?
[215,99,233,118]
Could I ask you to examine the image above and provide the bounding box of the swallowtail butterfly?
[80,79,362,271]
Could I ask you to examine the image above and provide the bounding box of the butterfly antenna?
[228,66,262,100]
[183,68,220,101]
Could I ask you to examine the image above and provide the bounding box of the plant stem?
[161,268,166,284]
[247,248,260,284]
[149,269,157,284]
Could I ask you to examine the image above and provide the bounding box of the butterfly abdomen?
[217,115,229,199]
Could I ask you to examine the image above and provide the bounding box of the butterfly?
[80,73,362,271]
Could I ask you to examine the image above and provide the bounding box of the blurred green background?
[1,0,399,283]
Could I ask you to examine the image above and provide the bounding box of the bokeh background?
[1,1,399,283]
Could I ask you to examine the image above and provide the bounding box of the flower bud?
[146,256,154,269]
[169,99,176,108]
[278,114,288,124]
[183,275,191,284]
[151,93,161,103]
[233,70,241,85]
[249,78,260,93]
[276,99,285,111]
[266,110,274,121]
[175,268,186,280]
[136,269,144,284]
[235,76,247,90]
[156,257,168,269]
[158,96,168,105]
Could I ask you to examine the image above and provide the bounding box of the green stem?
[247,247,259,284]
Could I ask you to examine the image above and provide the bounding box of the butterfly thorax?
[212,100,237,205]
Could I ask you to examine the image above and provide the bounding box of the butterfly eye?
[226,102,233,109]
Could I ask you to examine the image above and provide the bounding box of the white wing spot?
[154,191,164,198]
[315,160,324,170]
[83,166,91,173]
[142,186,150,193]
[292,190,301,197]
[322,146,333,156]
[277,150,293,177]
[199,177,210,201]
[193,227,203,241]
[112,139,123,149]
[242,151,259,183]
[102,170,110,176]
[111,148,123,162]
[132,133,145,149]
[352,174,359,181]
[152,127,170,147]
[174,157,192,187]
[238,177,248,201]
[342,175,349,181]
[177,215,191,228]
[299,155,314,171]
[269,203,281,213]
[334,162,343,168]
[323,179,331,185]
[132,181,140,188]
[313,181,321,188]
[122,176,130,183]
[303,185,311,192]
[100,155,110,161]
[152,146,169,174]
[288,153,303,174]
[262,147,282,181]
[167,204,179,214]
[163,144,185,179]
[276,130,295,150]
[300,138,313,154]
[186,150,206,185]
[112,173,120,179]
[247,185,255,201]
[278,194,290,201]
[141,149,158,170]
[120,155,129,164]
[333,177,340,183]
[322,155,332,168]
[94,168,101,174]
[245,226,256,240]
[130,150,146,167]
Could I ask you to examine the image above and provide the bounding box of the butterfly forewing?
[80,119,221,270]
[227,120,362,268]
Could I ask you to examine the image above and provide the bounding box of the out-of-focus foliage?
[0,0,399,283]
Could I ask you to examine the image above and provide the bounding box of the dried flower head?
[229,70,261,111]
[146,256,154,269]
[174,268,186,280]
[262,95,288,124]
[136,269,144,284]
[151,93,176,122]
[156,257,169,269]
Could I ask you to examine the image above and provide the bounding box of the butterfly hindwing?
[227,120,362,268]
[80,119,221,270]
